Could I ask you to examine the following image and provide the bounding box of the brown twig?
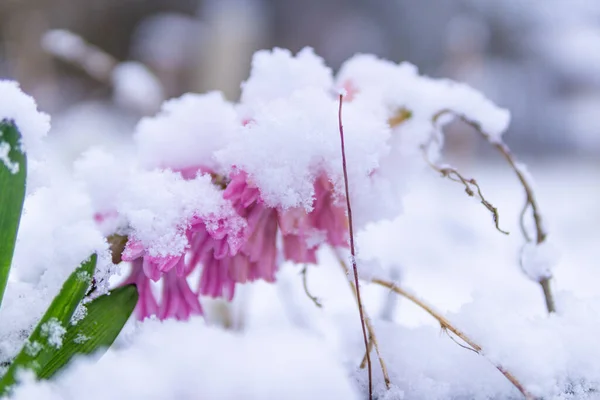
[371,277,537,400]
[300,265,322,308]
[432,109,555,313]
[423,153,509,235]
[338,94,373,399]
[336,254,391,389]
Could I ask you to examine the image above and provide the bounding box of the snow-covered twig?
[371,276,536,400]
[432,109,555,313]
[338,94,374,399]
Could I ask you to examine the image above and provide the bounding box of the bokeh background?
[1,0,599,161]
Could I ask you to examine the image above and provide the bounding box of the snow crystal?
[520,240,560,281]
[0,80,50,159]
[41,318,67,348]
[73,334,89,344]
[70,303,88,325]
[111,61,164,115]
[134,91,239,172]
[24,341,42,358]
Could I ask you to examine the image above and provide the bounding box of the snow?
[0,81,50,161]
[40,319,66,349]
[134,92,239,172]
[240,47,334,107]
[111,62,164,115]
[0,142,19,174]
[520,241,560,282]
[10,322,360,400]
[75,148,246,258]
[337,54,511,142]
[218,87,390,216]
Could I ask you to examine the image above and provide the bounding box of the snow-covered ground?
[8,158,600,400]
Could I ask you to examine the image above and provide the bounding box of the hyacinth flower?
[116,166,349,321]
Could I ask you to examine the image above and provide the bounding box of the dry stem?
[423,154,508,235]
[300,265,322,308]
[432,109,555,313]
[371,276,536,400]
[338,94,373,399]
[336,254,391,389]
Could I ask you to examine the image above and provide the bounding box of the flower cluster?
[79,48,510,320]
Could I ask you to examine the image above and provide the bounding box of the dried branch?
[424,155,509,235]
[300,265,322,308]
[338,94,373,399]
[432,109,555,313]
[371,277,536,400]
[336,254,391,389]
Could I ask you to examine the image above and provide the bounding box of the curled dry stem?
[423,153,508,235]
[432,109,555,313]
[337,255,391,389]
[338,94,374,399]
[371,277,536,400]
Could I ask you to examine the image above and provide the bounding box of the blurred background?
[1,0,600,161]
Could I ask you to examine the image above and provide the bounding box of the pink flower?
[116,169,348,321]
[158,264,203,320]
[124,258,158,320]
[309,174,348,247]
[121,238,183,282]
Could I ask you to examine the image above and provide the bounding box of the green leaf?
[0,120,27,308]
[38,284,138,379]
[0,254,96,393]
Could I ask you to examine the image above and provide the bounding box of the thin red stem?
[338,94,373,399]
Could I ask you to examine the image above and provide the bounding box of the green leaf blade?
[0,120,27,308]
[0,254,97,393]
[38,284,138,379]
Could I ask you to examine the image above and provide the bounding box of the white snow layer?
[0,81,50,160]
[9,322,360,400]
